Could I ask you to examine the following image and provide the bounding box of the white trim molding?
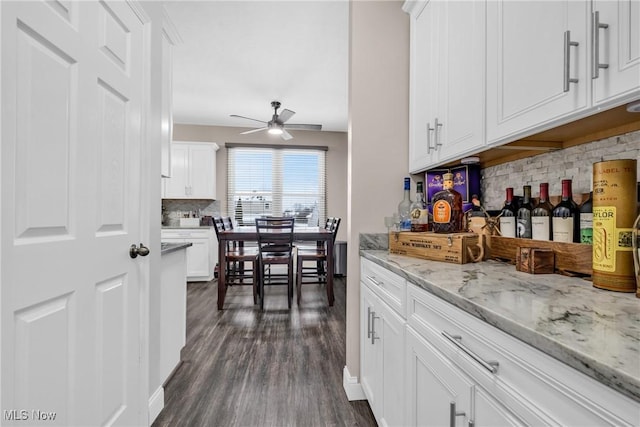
[148,386,164,426]
[342,365,366,401]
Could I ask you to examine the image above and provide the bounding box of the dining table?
[216,225,336,309]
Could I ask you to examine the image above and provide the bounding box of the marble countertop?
[161,225,214,229]
[360,249,640,403]
[161,242,192,255]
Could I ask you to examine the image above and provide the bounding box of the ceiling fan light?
[268,124,283,135]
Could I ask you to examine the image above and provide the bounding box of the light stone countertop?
[160,242,192,255]
[360,249,640,403]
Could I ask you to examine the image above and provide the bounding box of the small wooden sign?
[389,232,480,264]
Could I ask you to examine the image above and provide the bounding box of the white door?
[360,285,379,414]
[378,301,405,427]
[1,1,148,426]
[163,143,189,198]
[188,144,216,199]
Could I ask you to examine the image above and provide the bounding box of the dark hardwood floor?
[152,276,376,427]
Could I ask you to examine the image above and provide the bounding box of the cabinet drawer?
[361,258,406,318]
[406,284,640,426]
[161,228,211,239]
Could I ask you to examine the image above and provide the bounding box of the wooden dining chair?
[296,217,340,305]
[213,216,258,304]
[255,217,295,310]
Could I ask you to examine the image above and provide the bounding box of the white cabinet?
[406,0,486,173]
[591,0,640,106]
[161,228,217,281]
[360,259,406,427]
[405,281,640,427]
[162,142,219,199]
[160,12,181,178]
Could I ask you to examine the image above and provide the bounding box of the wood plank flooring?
[152,276,376,427]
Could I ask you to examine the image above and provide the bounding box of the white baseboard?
[148,386,164,426]
[342,365,366,401]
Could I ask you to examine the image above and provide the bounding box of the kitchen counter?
[161,242,192,255]
[360,249,640,403]
[161,225,214,229]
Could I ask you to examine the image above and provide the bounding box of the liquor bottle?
[499,187,517,238]
[579,180,593,244]
[516,185,533,238]
[431,172,463,233]
[410,181,429,232]
[552,179,580,243]
[398,177,412,231]
[531,183,554,241]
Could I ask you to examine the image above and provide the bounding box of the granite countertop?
[161,225,214,229]
[161,242,192,255]
[360,249,640,403]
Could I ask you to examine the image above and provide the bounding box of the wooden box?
[516,247,555,274]
[389,232,480,264]
[489,236,592,277]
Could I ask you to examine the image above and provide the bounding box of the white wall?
[172,124,349,242]
[347,0,409,380]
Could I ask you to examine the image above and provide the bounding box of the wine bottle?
[431,172,464,233]
[516,185,533,238]
[579,180,593,244]
[499,187,517,238]
[552,179,580,243]
[410,181,429,232]
[398,177,412,231]
[532,183,554,241]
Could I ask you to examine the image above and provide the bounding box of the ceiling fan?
[230,101,322,140]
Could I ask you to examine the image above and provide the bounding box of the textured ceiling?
[164,1,349,132]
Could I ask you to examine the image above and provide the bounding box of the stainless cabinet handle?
[426,122,435,154]
[563,30,579,92]
[592,11,609,79]
[449,402,465,427]
[371,311,380,344]
[434,117,443,151]
[442,331,499,374]
[367,306,372,339]
[366,275,382,287]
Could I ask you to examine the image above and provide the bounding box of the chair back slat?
[255,217,295,255]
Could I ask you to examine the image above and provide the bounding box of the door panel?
[2,1,148,425]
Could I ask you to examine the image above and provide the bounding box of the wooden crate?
[489,236,592,277]
[516,247,555,274]
[389,232,480,264]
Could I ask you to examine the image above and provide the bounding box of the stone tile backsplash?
[162,199,221,226]
[481,130,640,210]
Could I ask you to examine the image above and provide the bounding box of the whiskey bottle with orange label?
[431,172,463,233]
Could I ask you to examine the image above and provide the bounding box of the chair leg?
[259,261,265,310]
[296,257,302,306]
[288,260,293,309]
[252,260,257,305]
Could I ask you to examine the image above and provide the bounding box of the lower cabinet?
[359,256,640,427]
[360,284,405,427]
[161,228,217,281]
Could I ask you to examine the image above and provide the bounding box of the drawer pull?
[371,311,380,345]
[366,275,383,287]
[367,306,372,339]
[442,331,499,374]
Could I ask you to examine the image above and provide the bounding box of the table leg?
[218,237,226,310]
[326,237,335,306]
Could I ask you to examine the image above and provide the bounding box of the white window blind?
[227,145,327,227]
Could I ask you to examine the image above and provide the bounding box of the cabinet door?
[592,0,640,106]
[405,327,472,427]
[409,0,439,173]
[360,284,379,413]
[185,239,210,279]
[473,385,527,427]
[163,144,189,198]
[189,144,216,199]
[437,0,486,162]
[486,0,589,144]
[378,299,406,427]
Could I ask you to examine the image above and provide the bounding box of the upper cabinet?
[162,141,219,199]
[405,0,486,174]
[591,0,640,106]
[405,0,640,171]
[487,1,590,144]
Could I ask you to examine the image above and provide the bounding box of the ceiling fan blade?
[281,129,293,141]
[230,114,267,125]
[278,109,295,123]
[240,127,268,135]
[283,123,322,131]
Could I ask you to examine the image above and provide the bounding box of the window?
[226,145,327,226]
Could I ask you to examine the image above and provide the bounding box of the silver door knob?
[130,243,150,258]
